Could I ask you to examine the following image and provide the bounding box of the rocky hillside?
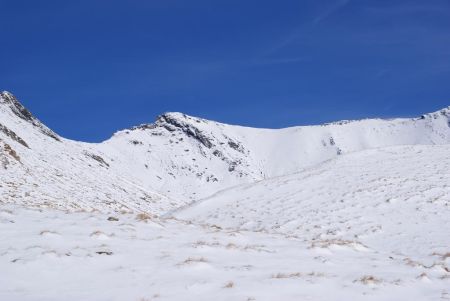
[1,91,449,214]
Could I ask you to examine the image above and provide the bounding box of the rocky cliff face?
[0,91,60,141]
[1,91,450,214]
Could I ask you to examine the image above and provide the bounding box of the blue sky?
[1,0,450,142]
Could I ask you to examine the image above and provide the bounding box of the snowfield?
[1,203,449,301]
[1,91,449,300]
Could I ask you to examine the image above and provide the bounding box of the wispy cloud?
[260,29,304,58]
[252,56,308,66]
[261,0,351,58]
[374,68,392,79]
[364,3,450,16]
[313,0,351,25]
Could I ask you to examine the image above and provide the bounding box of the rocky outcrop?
[156,113,214,148]
[84,151,110,168]
[0,91,60,141]
[0,123,29,148]
[420,106,450,120]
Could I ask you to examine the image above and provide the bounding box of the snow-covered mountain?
[1,91,450,214]
[1,91,450,301]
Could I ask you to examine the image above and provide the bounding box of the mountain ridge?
[3,90,450,143]
[1,91,450,215]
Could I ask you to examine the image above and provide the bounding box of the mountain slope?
[173,144,450,291]
[1,91,450,214]
[1,91,449,300]
[2,144,449,301]
[0,91,172,213]
[101,106,450,202]
[175,144,450,256]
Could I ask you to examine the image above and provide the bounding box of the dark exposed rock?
[206,175,218,182]
[162,124,177,132]
[227,140,244,153]
[213,150,223,158]
[132,123,157,131]
[84,152,110,168]
[0,91,60,142]
[96,251,113,256]
[420,106,450,120]
[228,141,239,149]
[1,92,34,122]
[130,140,143,145]
[228,161,237,172]
[323,120,355,126]
[156,113,214,148]
[0,123,29,148]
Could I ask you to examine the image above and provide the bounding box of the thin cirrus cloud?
[312,0,351,25]
[364,2,450,16]
[251,56,308,66]
[260,0,351,59]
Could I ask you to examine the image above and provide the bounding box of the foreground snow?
[1,205,448,301]
[1,145,449,301]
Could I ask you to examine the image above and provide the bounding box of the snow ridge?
[1,91,450,214]
[1,92,450,300]
[0,91,60,141]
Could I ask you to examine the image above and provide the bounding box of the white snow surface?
[1,91,449,300]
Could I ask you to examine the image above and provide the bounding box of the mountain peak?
[153,112,215,148]
[420,105,450,120]
[1,91,36,123]
[0,91,61,141]
[438,106,450,115]
[158,112,187,120]
[1,90,14,98]
[156,112,211,125]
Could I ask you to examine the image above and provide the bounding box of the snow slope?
[102,106,450,203]
[1,91,450,214]
[1,91,449,300]
[1,203,448,301]
[0,92,173,213]
[3,144,450,301]
[175,145,450,259]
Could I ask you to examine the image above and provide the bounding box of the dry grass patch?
[4,143,21,162]
[178,257,209,266]
[356,275,382,285]
[272,272,302,279]
[192,241,221,248]
[136,212,154,222]
[310,238,368,251]
[223,281,234,288]
[272,271,326,279]
[432,251,450,260]
[39,230,59,236]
